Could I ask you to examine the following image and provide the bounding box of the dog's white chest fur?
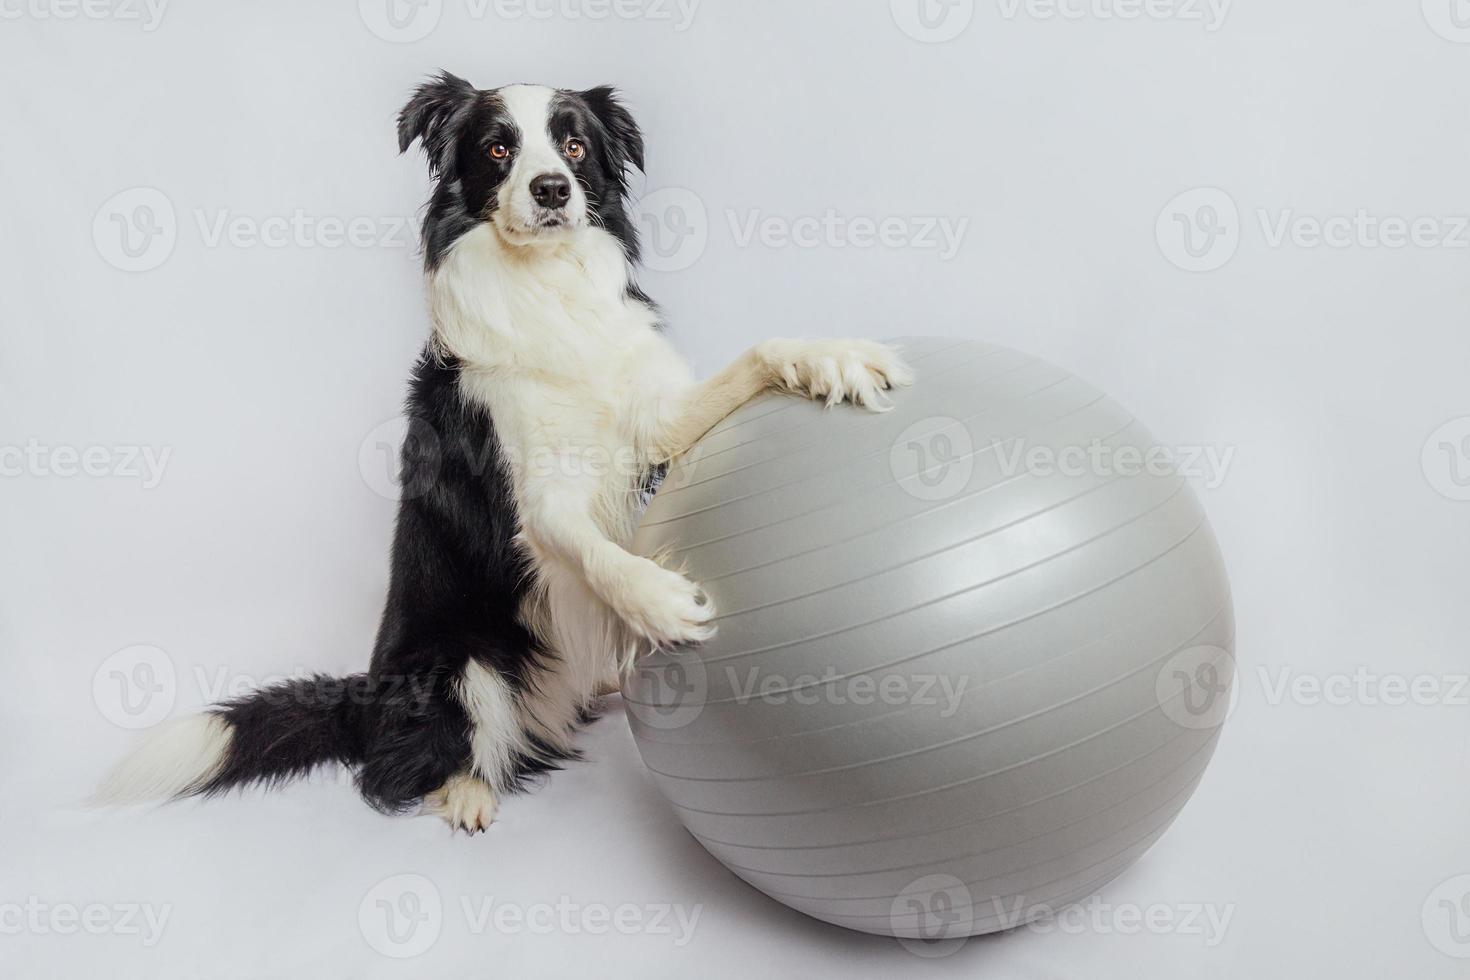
[432,223,691,538]
[428,221,693,776]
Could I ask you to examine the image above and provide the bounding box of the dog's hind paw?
[425,772,499,834]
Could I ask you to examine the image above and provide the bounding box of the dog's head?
[398,73,644,267]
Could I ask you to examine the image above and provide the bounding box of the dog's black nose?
[530,173,571,209]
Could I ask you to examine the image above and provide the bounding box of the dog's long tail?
[94,674,369,804]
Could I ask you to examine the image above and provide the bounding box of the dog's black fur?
[197,75,648,812]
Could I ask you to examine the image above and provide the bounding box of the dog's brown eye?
[564,139,585,161]
[489,143,510,160]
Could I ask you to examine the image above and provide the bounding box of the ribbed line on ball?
[702,467,1174,626]
[743,764,1209,905]
[695,338,972,440]
[691,416,1143,588]
[683,340,994,465]
[654,386,1114,561]
[688,721,1219,856]
[657,638,1231,816]
[641,362,1081,522]
[631,587,1226,759]
[817,836,1164,935]
[674,337,986,455]
[641,612,1231,783]
[673,343,1017,484]
[634,494,1202,679]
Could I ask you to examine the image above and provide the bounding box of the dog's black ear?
[580,86,645,183]
[398,71,478,173]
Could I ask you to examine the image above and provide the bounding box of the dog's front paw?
[611,557,716,650]
[425,772,499,835]
[755,339,913,410]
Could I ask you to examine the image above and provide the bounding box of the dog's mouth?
[508,206,580,233]
[491,199,585,246]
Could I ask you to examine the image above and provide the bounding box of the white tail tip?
[93,713,233,805]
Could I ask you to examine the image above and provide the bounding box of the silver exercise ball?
[625,337,1234,939]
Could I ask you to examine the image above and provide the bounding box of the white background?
[3,1,1469,977]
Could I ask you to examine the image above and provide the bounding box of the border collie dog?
[99,74,911,831]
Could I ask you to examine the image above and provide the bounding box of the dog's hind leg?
[354,666,472,814]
